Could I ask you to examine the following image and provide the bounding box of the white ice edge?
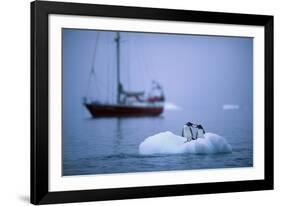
[139,131,232,155]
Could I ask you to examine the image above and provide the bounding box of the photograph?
[62,29,253,176]
[29,1,274,204]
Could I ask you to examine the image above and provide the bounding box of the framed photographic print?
[31,0,274,204]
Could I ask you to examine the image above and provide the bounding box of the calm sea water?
[63,107,253,176]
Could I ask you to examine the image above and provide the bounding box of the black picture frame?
[31,0,274,204]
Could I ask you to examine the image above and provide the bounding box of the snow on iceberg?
[139,131,232,155]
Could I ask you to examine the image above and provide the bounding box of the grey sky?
[63,29,253,115]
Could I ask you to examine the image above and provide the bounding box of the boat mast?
[116,32,121,104]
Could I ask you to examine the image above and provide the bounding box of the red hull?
[84,103,163,117]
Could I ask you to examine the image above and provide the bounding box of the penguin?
[195,124,205,139]
[182,122,193,142]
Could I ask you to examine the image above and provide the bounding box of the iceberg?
[222,104,240,110]
[139,131,232,155]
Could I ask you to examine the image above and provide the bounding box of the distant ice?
[222,104,240,110]
[164,102,182,111]
[139,131,232,155]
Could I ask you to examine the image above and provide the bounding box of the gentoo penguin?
[182,122,193,142]
[195,124,205,139]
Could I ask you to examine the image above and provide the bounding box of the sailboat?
[84,32,165,117]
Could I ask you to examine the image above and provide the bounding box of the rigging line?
[109,39,114,104]
[132,35,141,91]
[107,33,115,104]
[106,33,111,103]
[127,33,131,90]
[112,35,116,103]
[112,35,118,103]
[108,33,113,104]
[140,36,152,91]
[112,33,117,103]
[134,35,147,92]
[85,32,100,100]
[93,70,109,102]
